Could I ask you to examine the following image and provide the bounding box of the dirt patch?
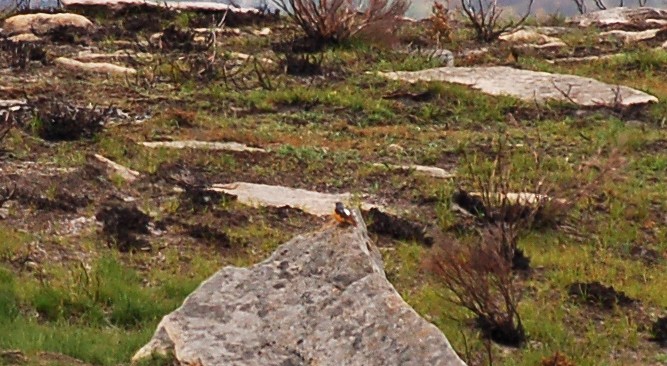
[182,223,231,248]
[364,207,433,246]
[650,316,667,346]
[14,187,90,212]
[95,200,151,252]
[567,281,637,309]
[628,244,663,265]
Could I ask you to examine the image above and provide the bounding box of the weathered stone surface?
[372,163,455,179]
[61,0,259,15]
[599,28,667,44]
[74,49,153,62]
[545,54,624,64]
[93,154,140,182]
[1,13,93,36]
[8,33,42,43]
[210,182,386,216]
[54,57,136,75]
[133,212,466,366]
[499,29,567,48]
[377,66,658,107]
[567,7,667,30]
[140,140,265,152]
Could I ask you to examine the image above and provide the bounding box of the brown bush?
[427,234,525,346]
[541,352,576,366]
[272,0,410,43]
[460,0,534,42]
[429,1,452,44]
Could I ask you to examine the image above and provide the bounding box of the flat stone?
[567,7,667,30]
[133,211,466,366]
[372,163,455,179]
[499,29,567,48]
[376,66,658,108]
[93,154,140,182]
[8,33,42,42]
[545,54,624,64]
[209,182,385,216]
[600,28,667,44]
[54,57,136,75]
[139,140,266,152]
[74,50,153,62]
[1,12,93,36]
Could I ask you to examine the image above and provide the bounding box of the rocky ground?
[1,2,667,366]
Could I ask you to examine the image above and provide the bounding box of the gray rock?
[133,211,466,366]
[409,48,455,67]
[377,66,658,108]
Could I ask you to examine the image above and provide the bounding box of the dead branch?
[460,0,534,42]
[272,0,410,43]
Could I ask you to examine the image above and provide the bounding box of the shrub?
[427,234,526,346]
[272,0,410,43]
[460,0,534,42]
[429,1,452,45]
[25,97,111,141]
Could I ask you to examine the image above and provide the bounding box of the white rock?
[54,57,136,75]
[600,28,667,44]
[210,182,385,216]
[8,33,42,43]
[499,29,567,48]
[139,140,265,152]
[252,27,271,36]
[372,163,455,179]
[376,66,658,108]
[93,154,140,182]
[1,13,93,36]
[567,7,667,30]
[75,50,153,62]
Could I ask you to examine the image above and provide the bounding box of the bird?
[333,202,357,227]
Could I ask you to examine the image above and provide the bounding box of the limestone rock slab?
[377,66,658,107]
[139,140,265,152]
[210,182,385,216]
[133,213,466,366]
[567,7,667,30]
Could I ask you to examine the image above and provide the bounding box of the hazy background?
[1,0,667,19]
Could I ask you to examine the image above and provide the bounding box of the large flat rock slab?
[377,66,658,108]
[133,212,466,366]
[567,7,667,30]
[140,140,265,152]
[210,182,385,216]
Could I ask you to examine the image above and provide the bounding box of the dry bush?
[24,97,112,141]
[430,0,452,45]
[0,39,49,70]
[572,0,647,14]
[428,234,525,346]
[460,0,534,42]
[272,0,410,43]
[454,137,570,271]
[541,352,576,366]
[153,25,213,53]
